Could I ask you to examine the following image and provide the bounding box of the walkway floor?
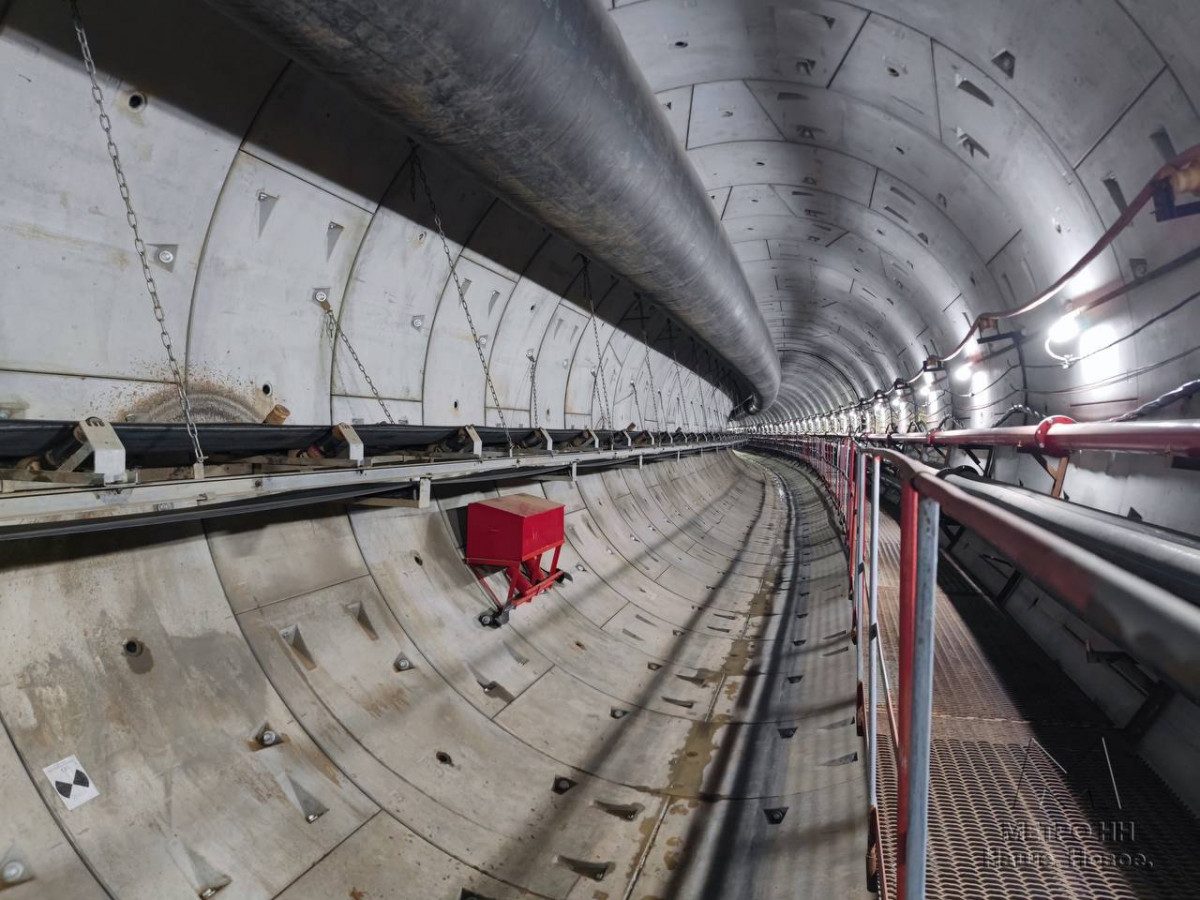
[869,508,1200,899]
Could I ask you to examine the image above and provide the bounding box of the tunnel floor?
[862,505,1200,899]
[0,449,869,899]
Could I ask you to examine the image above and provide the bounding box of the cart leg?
[526,554,544,586]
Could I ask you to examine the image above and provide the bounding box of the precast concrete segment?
[201,0,782,412]
[0,450,868,899]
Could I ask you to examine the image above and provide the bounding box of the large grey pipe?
[204,0,782,412]
[946,474,1200,601]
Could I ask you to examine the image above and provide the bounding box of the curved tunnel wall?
[0,0,740,435]
[608,0,1200,431]
[3,0,1200,896]
[0,447,864,898]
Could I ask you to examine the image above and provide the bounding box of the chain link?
[666,322,689,432]
[630,381,644,430]
[527,351,539,429]
[673,355,689,431]
[409,145,512,450]
[318,299,394,423]
[644,347,661,430]
[638,300,661,430]
[581,260,613,432]
[72,1,205,465]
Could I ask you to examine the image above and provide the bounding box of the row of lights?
[763,309,1088,431]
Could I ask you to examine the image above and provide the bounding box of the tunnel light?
[970,369,989,396]
[952,363,972,383]
[1048,311,1081,344]
[919,384,932,399]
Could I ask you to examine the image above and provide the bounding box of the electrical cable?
[793,145,1200,429]
[1108,378,1200,422]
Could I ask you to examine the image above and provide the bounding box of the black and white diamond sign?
[42,755,99,810]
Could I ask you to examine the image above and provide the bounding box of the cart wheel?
[556,570,573,584]
[478,611,495,628]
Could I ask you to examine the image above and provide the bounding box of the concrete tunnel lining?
[3,0,1200,897]
[0,450,867,898]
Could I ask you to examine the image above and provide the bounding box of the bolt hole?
[123,639,144,657]
[453,400,459,410]
[127,92,146,111]
[261,382,273,397]
[886,66,900,78]
[673,40,688,48]
[895,146,905,155]
[436,751,452,765]
[414,552,423,566]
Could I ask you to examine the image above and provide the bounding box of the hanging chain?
[527,351,539,429]
[638,299,661,430]
[644,348,661,429]
[581,259,613,431]
[317,297,394,423]
[409,144,512,449]
[668,323,689,432]
[630,381,644,430]
[71,2,205,466]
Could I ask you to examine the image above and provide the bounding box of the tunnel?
[1,1,1200,898]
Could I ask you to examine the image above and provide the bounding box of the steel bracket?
[336,423,364,464]
[356,477,431,509]
[58,417,127,484]
[463,424,483,457]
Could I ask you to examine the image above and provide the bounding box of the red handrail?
[825,418,1200,457]
[759,432,1200,899]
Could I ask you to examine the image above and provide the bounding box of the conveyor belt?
[0,420,695,466]
[868,512,1200,898]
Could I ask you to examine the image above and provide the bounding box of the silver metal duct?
[203,0,782,412]
[946,474,1200,601]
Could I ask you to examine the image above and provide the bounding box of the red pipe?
[896,479,918,900]
[847,442,857,575]
[853,418,1200,457]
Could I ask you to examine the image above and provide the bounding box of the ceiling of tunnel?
[0,0,1197,436]
[606,0,1200,427]
[0,0,757,435]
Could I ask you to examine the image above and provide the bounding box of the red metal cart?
[465,493,568,627]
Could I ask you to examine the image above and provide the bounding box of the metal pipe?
[858,419,1200,457]
[203,0,781,411]
[781,437,1200,706]
[896,479,918,893]
[869,449,1200,708]
[945,474,1200,600]
[868,456,881,812]
[854,449,867,729]
[867,454,882,895]
[903,495,941,900]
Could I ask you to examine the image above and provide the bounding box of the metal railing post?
[896,478,918,895]
[904,495,941,900]
[853,448,867,733]
[867,454,882,891]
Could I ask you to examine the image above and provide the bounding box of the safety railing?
[752,430,1200,900]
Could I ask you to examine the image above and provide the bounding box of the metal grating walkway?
[869,511,1200,899]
